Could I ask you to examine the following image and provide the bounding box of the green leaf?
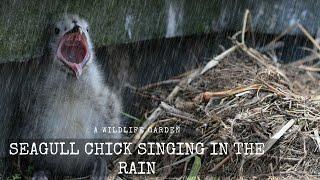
[9,173,21,180]
[121,112,144,123]
[187,156,201,180]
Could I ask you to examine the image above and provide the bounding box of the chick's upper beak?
[69,25,82,34]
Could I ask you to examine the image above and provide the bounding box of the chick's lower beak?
[70,63,83,79]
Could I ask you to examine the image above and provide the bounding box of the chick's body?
[3,14,122,178]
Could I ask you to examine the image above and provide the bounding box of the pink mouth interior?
[58,32,88,64]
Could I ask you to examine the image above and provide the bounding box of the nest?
[110,10,320,179]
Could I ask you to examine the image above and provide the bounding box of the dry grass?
[110,10,320,180]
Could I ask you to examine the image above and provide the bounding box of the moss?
[0,0,223,62]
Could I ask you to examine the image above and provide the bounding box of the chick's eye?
[54,27,60,34]
[86,28,89,32]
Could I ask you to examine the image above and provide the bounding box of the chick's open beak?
[56,25,90,78]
